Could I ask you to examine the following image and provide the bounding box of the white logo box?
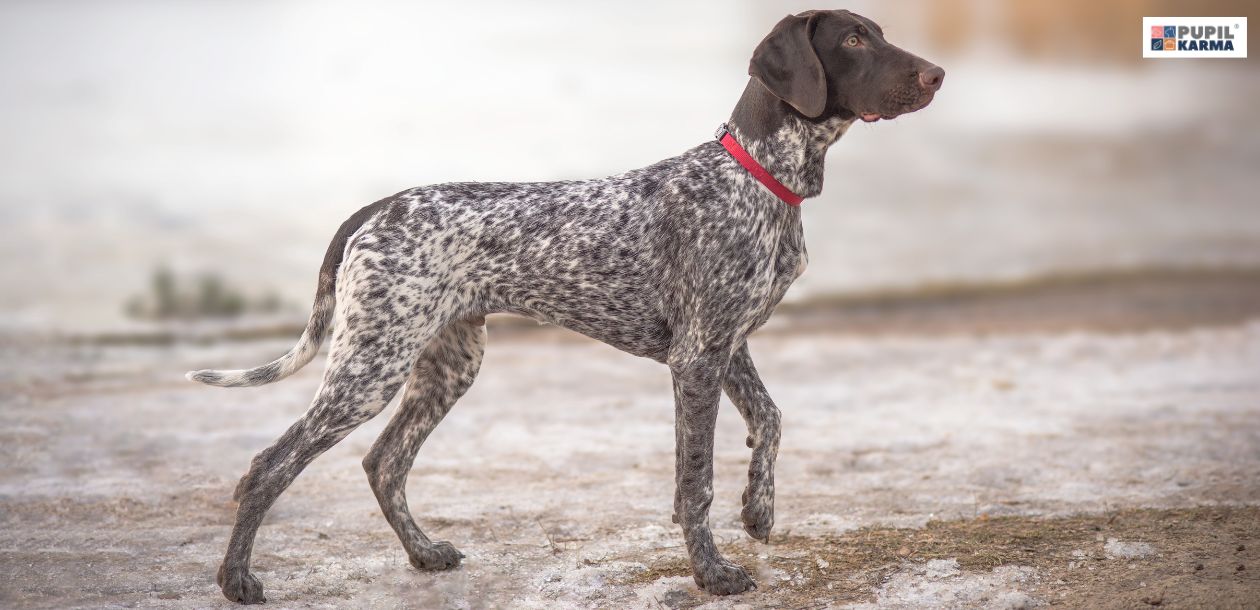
[1143,17,1247,58]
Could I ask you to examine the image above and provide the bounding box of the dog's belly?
[501,297,673,362]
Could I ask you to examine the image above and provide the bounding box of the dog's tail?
[185,293,332,388]
[185,196,393,388]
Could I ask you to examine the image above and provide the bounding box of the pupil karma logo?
[1143,17,1247,58]
[1151,24,1233,51]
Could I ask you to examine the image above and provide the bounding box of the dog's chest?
[744,217,807,333]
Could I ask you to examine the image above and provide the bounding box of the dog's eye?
[845,35,860,47]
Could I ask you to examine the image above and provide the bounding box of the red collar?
[715,124,804,206]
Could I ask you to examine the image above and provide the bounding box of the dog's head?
[749,10,943,123]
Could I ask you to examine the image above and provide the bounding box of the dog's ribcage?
[342,139,806,363]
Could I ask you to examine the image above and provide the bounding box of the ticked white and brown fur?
[188,9,943,602]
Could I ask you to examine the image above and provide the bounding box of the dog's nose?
[918,66,945,91]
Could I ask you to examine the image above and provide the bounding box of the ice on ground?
[845,559,1040,610]
[1,321,1258,607]
[1104,538,1156,560]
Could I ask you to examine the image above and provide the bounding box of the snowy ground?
[2,287,1259,608]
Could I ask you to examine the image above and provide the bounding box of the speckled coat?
[188,8,943,603]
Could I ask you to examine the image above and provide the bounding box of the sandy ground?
[2,283,1260,608]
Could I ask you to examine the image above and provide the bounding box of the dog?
[188,9,943,602]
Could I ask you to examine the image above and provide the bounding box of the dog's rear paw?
[408,540,465,571]
[217,564,265,604]
[694,560,756,595]
[740,484,774,543]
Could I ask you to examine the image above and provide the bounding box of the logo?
[1143,17,1247,58]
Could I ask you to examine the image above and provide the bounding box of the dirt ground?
[2,274,1260,608]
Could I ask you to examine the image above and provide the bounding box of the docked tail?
[185,194,394,388]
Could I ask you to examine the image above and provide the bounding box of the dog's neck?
[726,79,854,200]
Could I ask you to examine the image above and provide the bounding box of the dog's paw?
[408,540,465,571]
[217,564,265,604]
[693,559,756,595]
[740,483,774,543]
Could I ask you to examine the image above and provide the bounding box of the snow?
[1104,539,1156,560]
[846,559,1040,610]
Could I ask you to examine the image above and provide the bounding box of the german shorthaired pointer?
[188,9,943,602]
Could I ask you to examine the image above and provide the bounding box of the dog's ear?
[749,13,826,118]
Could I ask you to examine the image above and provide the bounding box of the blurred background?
[4,3,1260,607]
[1,0,1257,335]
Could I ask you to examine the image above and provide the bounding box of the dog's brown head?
[749,10,943,123]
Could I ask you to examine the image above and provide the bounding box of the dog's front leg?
[723,342,781,543]
[671,342,756,595]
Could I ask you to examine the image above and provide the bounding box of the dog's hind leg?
[362,317,486,572]
[217,309,444,604]
[722,342,781,543]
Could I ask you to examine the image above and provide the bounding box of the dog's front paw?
[693,559,756,595]
[408,540,465,571]
[740,482,774,542]
[217,564,265,604]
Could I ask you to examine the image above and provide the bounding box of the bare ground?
[2,274,1260,608]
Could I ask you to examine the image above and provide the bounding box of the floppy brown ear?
[748,13,826,118]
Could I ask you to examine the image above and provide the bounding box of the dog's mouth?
[858,87,936,123]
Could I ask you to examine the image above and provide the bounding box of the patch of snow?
[1104,538,1155,560]
[845,559,1041,610]
[631,576,696,609]
[922,558,962,578]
